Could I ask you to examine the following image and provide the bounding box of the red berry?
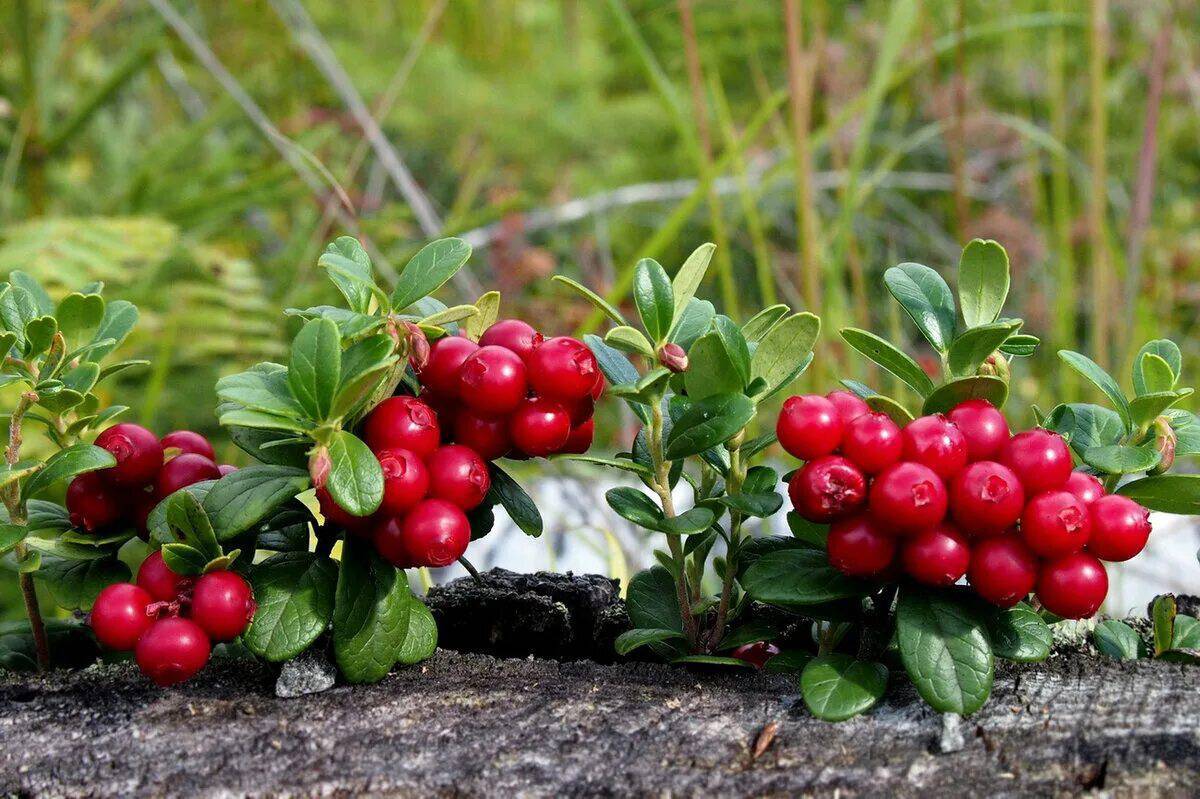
[1087,495,1151,562]
[67,471,123,532]
[591,374,606,402]
[901,414,968,479]
[160,430,216,461]
[840,412,903,474]
[190,571,255,642]
[453,409,512,461]
[1001,429,1072,493]
[90,583,154,650]
[130,488,159,540]
[527,337,600,402]
[426,445,490,510]
[458,346,528,415]
[1064,471,1105,506]
[730,641,781,669]
[1020,490,1091,558]
[218,464,238,476]
[373,515,416,567]
[316,486,372,532]
[776,395,842,461]
[137,551,186,602]
[947,399,1010,462]
[1036,553,1108,619]
[827,515,896,577]
[155,453,220,498]
[967,535,1038,608]
[95,423,163,488]
[826,390,869,425]
[402,499,471,567]
[376,448,430,515]
[948,461,1025,537]
[788,455,867,523]
[868,462,948,535]
[563,394,595,426]
[560,418,595,455]
[363,396,441,458]
[901,523,970,586]
[421,336,479,396]
[509,397,572,457]
[479,319,544,362]
[135,617,211,686]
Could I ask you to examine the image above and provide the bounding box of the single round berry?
[591,374,606,401]
[130,488,159,540]
[776,395,843,461]
[425,445,490,510]
[156,453,220,498]
[948,461,1025,537]
[1064,471,1106,506]
[218,464,238,476]
[730,641,782,669]
[95,423,163,488]
[160,430,216,461]
[560,418,594,455]
[1001,429,1072,493]
[316,486,372,532]
[421,336,479,396]
[509,398,572,457]
[868,462,948,535]
[190,571,255,642]
[1020,490,1091,558]
[788,455,867,523]
[947,399,1010,462]
[527,336,600,402]
[90,583,153,650]
[1087,495,1152,562]
[1036,553,1108,619]
[135,617,212,686]
[363,396,441,458]
[901,414,968,479]
[826,390,870,425]
[402,499,471,567]
[373,515,416,568]
[458,345,528,415]
[563,394,595,426]
[967,535,1039,608]
[137,551,186,602]
[901,522,970,586]
[67,471,123,532]
[376,448,430,515]
[827,515,897,577]
[453,409,511,461]
[478,319,543,362]
[840,412,903,474]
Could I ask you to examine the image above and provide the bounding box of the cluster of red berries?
[90,552,255,685]
[778,393,1153,619]
[67,424,235,537]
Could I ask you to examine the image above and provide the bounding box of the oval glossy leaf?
[668,298,716,350]
[741,549,869,606]
[1133,339,1181,394]
[390,237,472,311]
[606,487,664,529]
[1044,402,1124,454]
[741,304,789,343]
[203,465,311,541]
[884,262,956,352]
[1093,619,1142,661]
[1058,350,1131,432]
[999,333,1039,357]
[987,604,1052,663]
[614,627,686,656]
[0,524,27,556]
[626,566,683,633]
[21,444,115,500]
[396,600,438,666]
[1136,352,1176,396]
[751,312,820,397]
[244,552,337,662]
[605,325,655,358]
[664,392,755,459]
[866,394,915,425]
[34,556,129,611]
[318,236,376,313]
[922,376,1009,415]
[488,464,542,538]
[325,430,383,517]
[289,318,342,422]
[897,587,994,715]
[633,258,674,342]
[958,239,1010,328]
[88,300,138,361]
[659,505,716,535]
[670,242,715,318]
[1116,474,1200,515]
[553,276,626,326]
[840,328,935,397]
[1082,443,1161,475]
[684,330,748,400]
[160,542,209,576]
[332,537,413,683]
[947,321,1021,377]
[1130,390,1190,429]
[801,654,888,722]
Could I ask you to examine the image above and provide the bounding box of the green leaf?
[56,292,105,339]
[751,312,820,398]
[718,492,783,518]
[1115,474,1200,514]
[800,654,888,722]
[947,321,1021,377]
[787,513,830,549]
[741,549,869,605]
[217,367,306,419]
[390,238,472,311]
[227,425,309,468]
[23,535,112,561]
[764,650,813,674]
[711,316,752,387]
[605,325,655,358]
[664,392,755,459]
[884,262,956,352]
[922,376,1009,415]
[0,523,26,555]
[840,328,935,397]
[987,604,1052,662]
[96,359,150,383]
[23,315,56,355]
[88,300,138,361]
[1045,403,1125,455]
[999,334,1039,357]
[288,318,342,422]
[1152,595,1176,656]
[203,465,310,542]
[161,542,209,576]
[866,394,915,425]
[958,239,1010,328]
[551,454,653,477]
[26,499,71,534]
[221,408,311,435]
[633,258,674,342]
[244,552,337,662]
[333,537,414,683]
[626,567,683,633]
[0,285,38,346]
[165,490,220,561]
[1133,340,1181,394]
[671,655,754,668]
[35,556,128,611]
[1058,350,1132,432]
[325,431,384,517]
[8,271,52,314]
[332,335,398,420]
[615,627,686,655]
[684,330,747,400]
[1093,619,1142,660]
[740,304,790,343]
[21,444,115,500]
[606,487,664,528]
[0,617,98,672]
[488,464,542,538]
[463,291,500,340]
[396,600,438,665]
[896,587,994,715]
[552,276,626,326]
[668,298,715,350]
[318,236,376,313]
[1082,443,1160,475]
[670,242,715,320]
[1169,615,1200,656]
[420,303,479,328]
[1130,390,1190,429]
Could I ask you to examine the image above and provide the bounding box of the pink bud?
[404,322,431,372]
[658,342,689,373]
[1151,416,1176,475]
[308,446,331,489]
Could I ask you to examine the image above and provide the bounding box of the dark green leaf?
[660,506,717,535]
[668,298,715,351]
[626,567,683,633]
[801,654,888,722]
[0,618,98,672]
[89,300,138,360]
[244,552,337,662]
[787,513,830,549]
[751,312,820,398]
[999,334,1039,357]
[488,464,542,537]
[21,444,115,500]
[390,237,472,311]
[0,523,26,555]
[1130,390,1190,429]
[763,650,813,674]
[896,587,994,714]
[922,376,1009,415]
[741,305,789,343]
[0,285,38,346]
[203,465,310,541]
[1058,350,1131,432]
[633,258,674,342]
[1044,403,1125,455]
[289,318,342,422]
[884,262,956,351]
[26,500,71,535]
[614,627,686,655]
[958,239,1010,328]
[161,542,209,576]
[987,604,1051,662]
[326,431,383,517]
[1116,474,1200,515]
[671,655,754,668]
[332,537,413,683]
[35,556,129,611]
[165,490,220,561]
[550,454,653,477]
[840,328,935,397]
[1082,443,1160,475]
[23,535,111,561]
[741,549,868,606]
[947,321,1021,377]
[684,330,746,400]
[396,600,438,665]
[606,487,663,528]
[1152,595,1176,656]
[664,392,754,459]
[228,425,309,468]
[1093,619,1141,660]
[217,367,306,419]
[670,242,715,318]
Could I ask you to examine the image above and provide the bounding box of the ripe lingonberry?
[156,453,221,498]
[1001,429,1072,493]
[840,412,903,474]
[1064,471,1105,506]
[425,445,490,510]
[95,423,164,487]
[827,515,896,577]
[591,374,606,401]
[776,395,842,461]
[1020,490,1091,558]
[967,535,1038,608]
[478,319,544,363]
[826,390,869,425]
[67,471,123,532]
[402,499,471,567]
[373,515,416,567]
[946,399,1010,462]
[377,448,430,515]
[160,430,216,461]
[561,418,594,455]
[316,487,373,534]
[788,455,867,523]
[563,394,595,426]
[527,337,600,402]
[458,345,528,415]
[948,461,1025,536]
[1036,553,1108,619]
[90,583,154,650]
[730,641,782,669]
[190,571,256,641]
[901,414,968,479]
[1087,495,1152,562]
[901,522,970,586]
[453,409,512,461]
[421,336,479,396]
[130,488,158,540]
[137,551,186,602]
[868,462,948,535]
[135,617,212,686]
[363,396,441,458]
[509,397,572,457]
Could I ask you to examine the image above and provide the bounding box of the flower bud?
[403,321,430,372]
[657,342,689,373]
[308,446,331,490]
[1150,416,1176,475]
[976,351,1010,383]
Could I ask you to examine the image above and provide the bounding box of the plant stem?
[648,401,698,649]
[458,555,483,583]
[6,390,48,670]
[708,438,745,652]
